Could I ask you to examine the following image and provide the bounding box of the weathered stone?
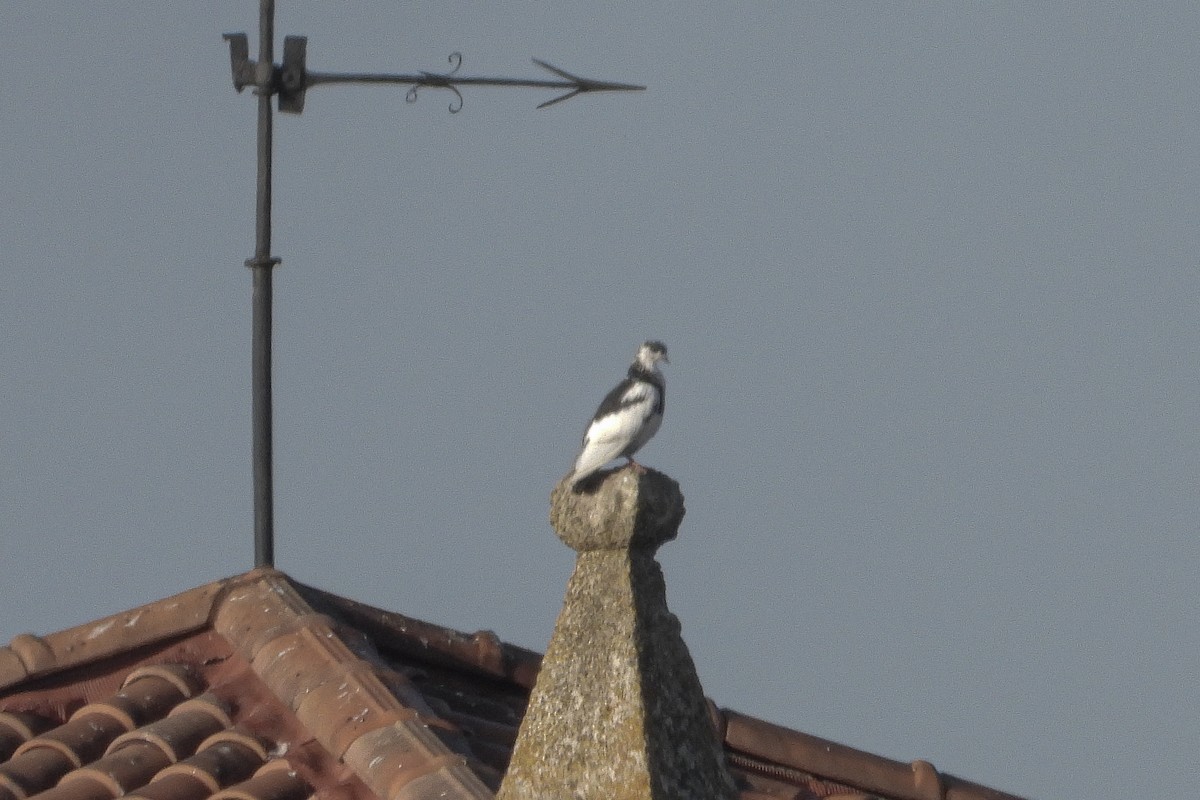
[498,468,738,800]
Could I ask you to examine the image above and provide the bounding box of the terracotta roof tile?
[1,668,197,800]
[0,713,54,758]
[0,651,30,690]
[47,740,175,799]
[128,735,265,800]
[1,741,71,800]
[0,570,1029,800]
[209,761,310,800]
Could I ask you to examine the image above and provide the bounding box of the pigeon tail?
[570,441,625,487]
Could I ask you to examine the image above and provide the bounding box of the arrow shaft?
[304,71,644,93]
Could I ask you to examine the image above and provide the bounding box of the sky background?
[3,4,1197,799]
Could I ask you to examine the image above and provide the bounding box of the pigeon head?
[636,340,669,371]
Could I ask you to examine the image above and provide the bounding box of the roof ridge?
[0,577,237,692]
[289,579,543,691]
[718,708,1029,800]
[211,570,495,800]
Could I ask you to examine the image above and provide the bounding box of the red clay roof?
[0,570,1028,800]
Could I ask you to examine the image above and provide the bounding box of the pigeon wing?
[572,380,658,481]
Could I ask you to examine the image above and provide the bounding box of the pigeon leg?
[626,457,648,474]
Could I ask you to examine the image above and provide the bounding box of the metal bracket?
[244,255,282,270]
[278,36,308,114]
[222,33,255,93]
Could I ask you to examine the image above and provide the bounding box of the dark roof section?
[0,570,1029,800]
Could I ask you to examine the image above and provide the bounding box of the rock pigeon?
[571,341,668,488]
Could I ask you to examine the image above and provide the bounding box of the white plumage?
[571,341,668,488]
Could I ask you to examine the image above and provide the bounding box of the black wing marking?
[590,377,643,423]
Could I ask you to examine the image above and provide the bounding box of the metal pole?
[249,0,279,567]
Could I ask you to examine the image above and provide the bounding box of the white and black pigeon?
[570,341,669,488]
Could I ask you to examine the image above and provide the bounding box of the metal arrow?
[224,36,646,114]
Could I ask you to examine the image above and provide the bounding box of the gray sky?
[3,4,1197,799]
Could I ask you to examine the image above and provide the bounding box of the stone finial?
[498,468,738,800]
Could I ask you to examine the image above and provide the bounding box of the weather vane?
[223,1,644,568]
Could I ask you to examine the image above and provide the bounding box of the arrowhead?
[537,89,583,109]
[532,58,646,108]
[532,59,583,82]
